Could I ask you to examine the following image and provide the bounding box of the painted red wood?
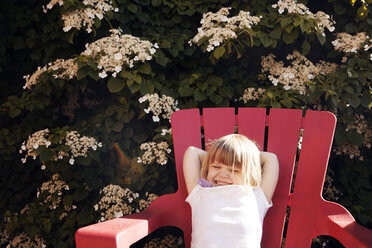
[237,108,267,150]
[262,108,303,248]
[75,108,372,248]
[284,110,372,248]
[202,108,235,148]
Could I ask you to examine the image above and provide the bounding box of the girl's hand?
[260,152,279,203]
[183,146,206,194]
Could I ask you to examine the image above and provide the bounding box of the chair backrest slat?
[261,108,303,248]
[284,110,336,247]
[202,108,235,147]
[237,108,267,150]
[171,109,202,196]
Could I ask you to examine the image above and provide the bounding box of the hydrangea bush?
[0,0,371,247]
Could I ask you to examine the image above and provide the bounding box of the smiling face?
[200,134,262,187]
[207,161,244,186]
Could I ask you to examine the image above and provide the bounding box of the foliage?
[0,0,371,247]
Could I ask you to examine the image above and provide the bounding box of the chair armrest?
[75,209,165,248]
[321,200,372,248]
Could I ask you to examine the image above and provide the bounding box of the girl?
[183,134,279,248]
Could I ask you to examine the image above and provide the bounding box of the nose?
[219,170,229,178]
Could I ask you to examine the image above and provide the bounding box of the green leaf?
[140,80,155,95]
[317,32,326,45]
[77,67,89,80]
[77,209,94,225]
[301,40,310,55]
[39,149,54,162]
[178,85,194,97]
[280,17,292,28]
[209,94,223,104]
[42,219,52,233]
[213,46,225,59]
[283,31,298,44]
[63,195,73,208]
[128,81,141,93]
[194,88,207,101]
[127,4,138,13]
[107,77,124,93]
[151,0,162,6]
[271,101,281,108]
[138,63,151,74]
[269,28,282,39]
[260,35,272,47]
[112,122,124,132]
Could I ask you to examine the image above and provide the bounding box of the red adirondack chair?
[75,108,372,248]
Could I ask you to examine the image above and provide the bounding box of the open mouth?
[214,180,232,186]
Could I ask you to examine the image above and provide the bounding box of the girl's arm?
[260,151,279,203]
[183,146,206,194]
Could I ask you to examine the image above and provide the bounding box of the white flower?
[41,164,46,170]
[284,85,291,90]
[98,71,107,78]
[212,40,220,47]
[21,158,27,163]
[21,145,26,150]
[46,141,51,147]
[272,78,279,86]
[144,108,150,114]
[33,144,39,149]
[152,116,160,122]
[149,48,156,54]
[94,204,99,211]
[114,65,122,73]
[114,53,122,60]
[114,211,123,218]
[114,7,119,12]
[69,158,75,165]
[154,43,159,48]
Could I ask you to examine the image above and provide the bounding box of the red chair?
[75,108,372,248]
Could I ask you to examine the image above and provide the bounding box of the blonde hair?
[201,134,261,187]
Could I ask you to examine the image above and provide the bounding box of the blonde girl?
[183,134,279,248]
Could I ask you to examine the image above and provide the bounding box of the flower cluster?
[323,175,341,201]
[65,131,102,165]
[332,32,368,53]
[94,184,158,222]
[333,113,371,160]
[272,0,335,35]
[37,173,70,210]
[144,234,184,248]
[44,0,119,33]
[20,129,51,163]
[161,128,172,136]
[139,93,179,122]
[20,129,102,166]
[261,51,337,93]
[1,232,46,248]
[137,141,172,165]
[346,114,372,149]
[82,29,158,78]
[42,0,63,12]
[23,58,78,90]
[190,7,261,52]
[333,142,361,160]
[240,88,265,103]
